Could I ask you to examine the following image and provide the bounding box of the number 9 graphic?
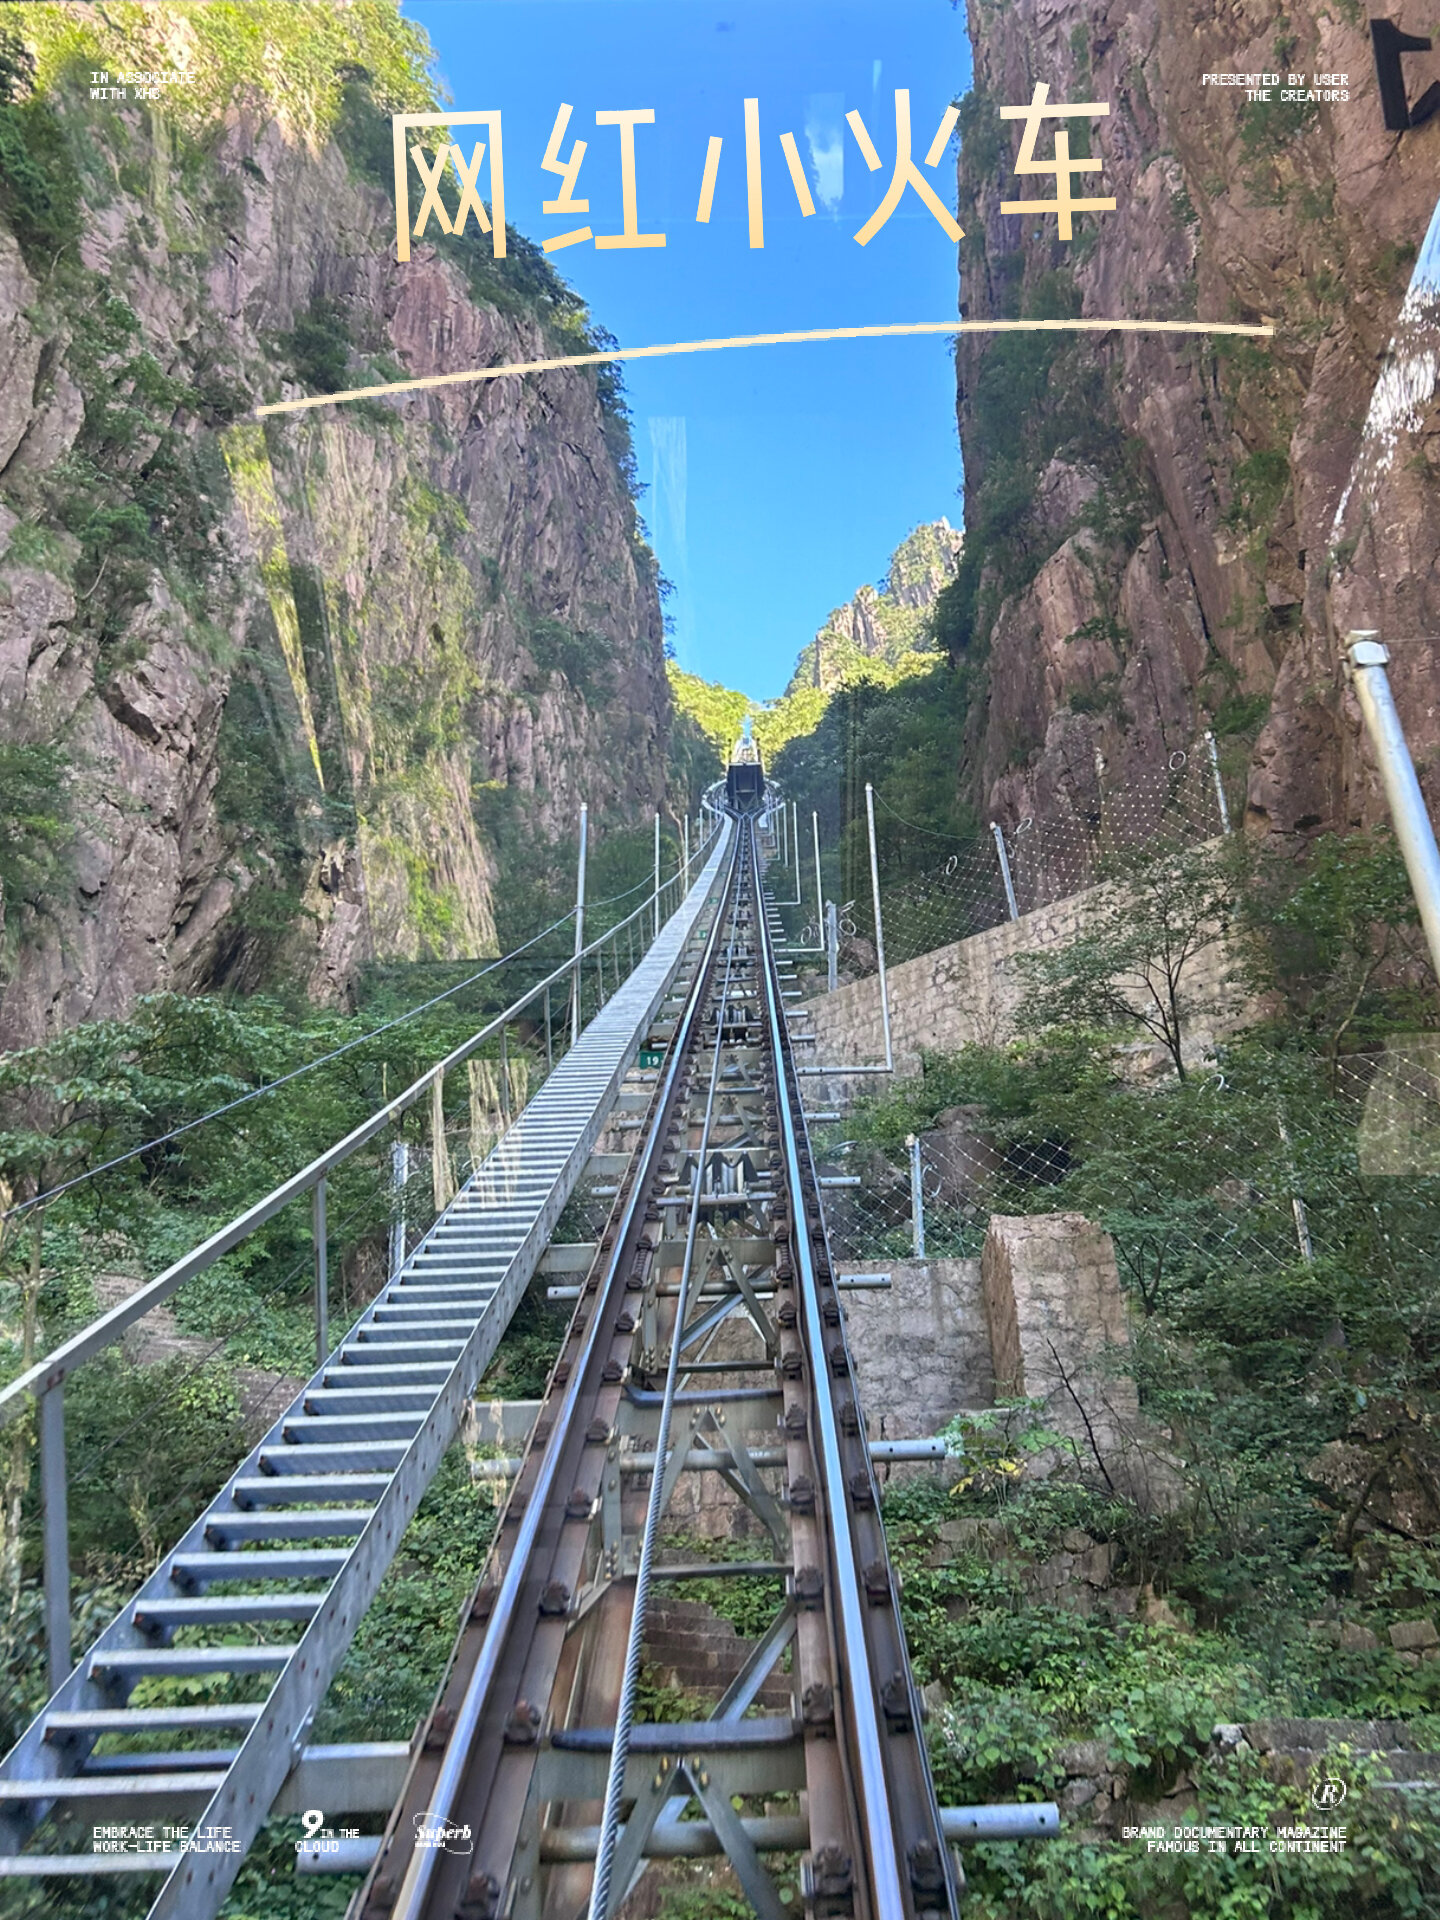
[301,1809,325,1841]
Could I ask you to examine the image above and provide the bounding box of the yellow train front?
[725,731,765,813]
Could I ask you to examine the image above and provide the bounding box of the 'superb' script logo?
[412,1813,475,1855]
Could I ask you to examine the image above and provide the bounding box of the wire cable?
[0,906,579,1226]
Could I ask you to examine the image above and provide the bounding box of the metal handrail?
[0,820,722,1428]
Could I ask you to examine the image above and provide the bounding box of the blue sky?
[408,1,972,699]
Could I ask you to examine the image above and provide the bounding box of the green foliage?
[1227,447,1291,532]
[22,1,435,147]
[0,77,80,271]
[1012,838,1239,1078]
[661,1531,787,1641]
[957,85,1003,185]
[279,296,353,395]
[1238,827,1434,1060]
[476,1283,568,1400]
[314,1445,496,1742]
[0,742,70,914]
[771,664,975,912]
[525,613,617,697]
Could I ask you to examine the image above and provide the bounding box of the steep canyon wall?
[0,21,669,1044]
[955,0,1440,845]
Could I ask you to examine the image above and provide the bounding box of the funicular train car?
[725,724,765,812]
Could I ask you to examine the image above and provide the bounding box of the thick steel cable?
[389,819,737,1920]
[587,829,746,1920]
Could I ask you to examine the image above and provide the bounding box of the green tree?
[1014,840,1239,1079]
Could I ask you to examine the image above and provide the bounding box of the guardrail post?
[543,986,553,1073]
[683,816,690,891]
[1345,633,1440,982]
[791,801,802,906]
[389,1141,409,1278]
[313,1177,328,1366]
[812,811,823,943]
[499,1029,511,1121]
[570,803,589,1047]
[1204,729,1232,834]
[826,901,839,991]
[865,782,894,1071]
[653,811,662,942]
[991,821,1019,921]
[907,1133,926,1261]
[40,1381,70,1692]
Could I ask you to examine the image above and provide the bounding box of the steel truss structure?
[353,821,996,1920]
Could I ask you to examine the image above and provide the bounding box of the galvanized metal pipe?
[1346,633,1440,984]
[389,1140,408,1280]
[992,821,1019,920]
[312,1178,328,1368]
[1205,729,1232,834]
[865,783,894,1070]
[300,1801,1060,1873]
[570,802,589,1048]
[40,1384,69,1692]
[908,1133,926,1260]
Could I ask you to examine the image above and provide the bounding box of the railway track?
[353,815,963,1920]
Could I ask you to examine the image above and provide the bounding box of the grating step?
[0,1773,228,1803]
[259,1442,407,1475]
[89,1647,289,1677]
[339,1339,464,1362]
[45,1706,265,1737]
[303,1387,438,1415]
[168,1548,350,1586]
[132,1595,323,1628]
[205,1509,371,1546]
[232,1474,390,1507]
[281,1413,426,1446]
[320,1365,451,1390]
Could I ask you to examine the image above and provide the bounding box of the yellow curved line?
[255,317,1273,417]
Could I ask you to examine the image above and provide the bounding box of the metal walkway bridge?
[0,802,1055,1919]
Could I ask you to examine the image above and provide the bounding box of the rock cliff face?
[0,32,668,1043]
[788,520,962,695]
[954,0,1440,842]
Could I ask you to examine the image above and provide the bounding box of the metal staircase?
[0,825,732,1917]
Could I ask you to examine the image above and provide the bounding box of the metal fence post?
[313,1176,328,1366]
[499,1028,511,1120]
[826,901,839,992]
[543,985,553,1073]
[1345,634,1440,983]
[812,810,823,944]
[991,821,1019,921]
[865,783,894,1072]
[653,811,662,942]
[683,816,690,891]
[389,1140,409,1279]
[907,1134,926,1261]
[1204,729,1232,834]
[40,1382,70,1692]
[791,801,802,906]
[570,803,588,1047]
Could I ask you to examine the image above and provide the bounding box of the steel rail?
[586,833,747,1920]
[0,820,724,1428]
[359,805,973,1920]
[748,831,910,1918]
[387,829,742,1919]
